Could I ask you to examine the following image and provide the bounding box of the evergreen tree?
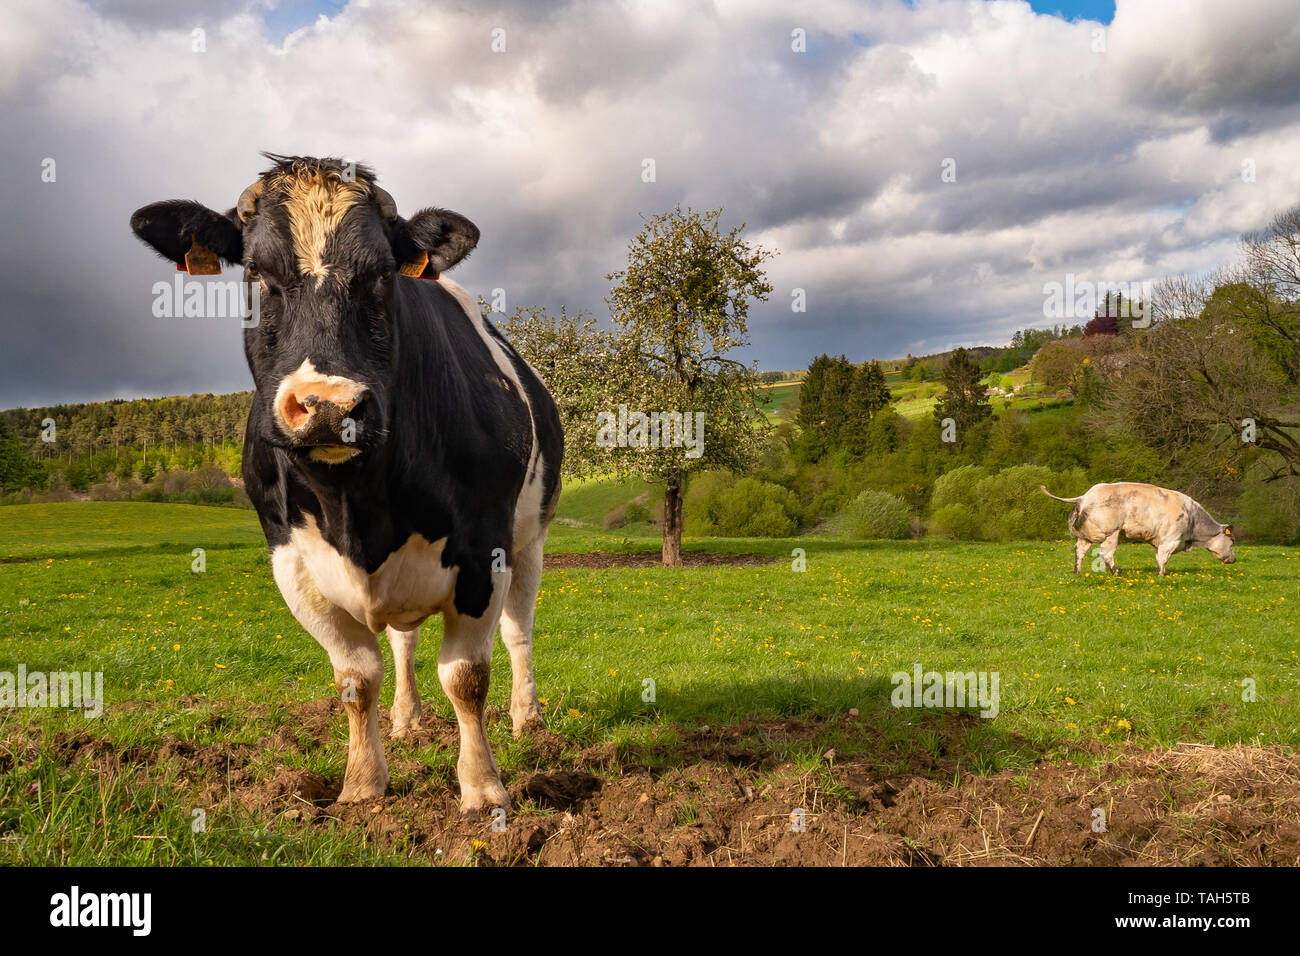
[0,421,42,493]
[819,356,855,454]
[798,356,832,426]
[933,347,992,446]
[844,361,892,457]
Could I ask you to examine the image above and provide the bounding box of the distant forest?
[0,392,252,504]
[0,329,1062,500]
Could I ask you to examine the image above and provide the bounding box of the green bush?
[833,489,912,539]
[929,503,979,539]
[864,407,905,455]
[972,464,1076,541]
[603,498,651,530]
[686,474,800,537]
[1238,475,1300,543]
[928,464,1086,540]
[930,465,988,511]
[89,482,126,501]
[37,472,75,503]
[683,472,731,527]
[184,487,237,505]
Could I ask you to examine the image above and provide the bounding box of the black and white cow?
[130,155,562,813]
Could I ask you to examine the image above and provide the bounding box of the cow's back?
[1074,482,1191,544]
[403,277,563,547]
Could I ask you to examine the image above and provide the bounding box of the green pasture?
[1,501,1296,864]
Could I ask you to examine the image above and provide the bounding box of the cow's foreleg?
[440,580,510,815]
[387,625,425,737]
[1155,540,1179,576]
[1100,531,1121,575]
[1073,537,1089,574]
[333,634,389,802]
[273,548,388,802]
[501,534,546,736]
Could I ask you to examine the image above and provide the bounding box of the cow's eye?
[246,264,261,281]
[366,269,393,297]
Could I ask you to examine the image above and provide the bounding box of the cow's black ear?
[129,200,243,267]
[401,207,479,273]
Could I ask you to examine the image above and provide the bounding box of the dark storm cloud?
[1114,0,1300,114]
[3,0,1300,408]
[85,0,252,29]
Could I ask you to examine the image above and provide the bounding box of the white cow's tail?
[1039,485,1082,504]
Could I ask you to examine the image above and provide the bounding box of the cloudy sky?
[3,0,1300,409]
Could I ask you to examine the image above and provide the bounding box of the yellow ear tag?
[183,240,221,276]
[398,250,429,277]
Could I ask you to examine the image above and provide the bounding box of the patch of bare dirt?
[7,703,1299,866]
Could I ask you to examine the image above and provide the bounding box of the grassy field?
[754,381,800,419]
[2,502,1297,865]
[889,369,1070,421]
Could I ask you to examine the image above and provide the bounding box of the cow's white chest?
[272,517,456,634]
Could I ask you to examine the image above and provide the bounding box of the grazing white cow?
[1040,482,1236,576]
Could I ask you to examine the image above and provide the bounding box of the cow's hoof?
[390,709,426,739]
[337,780,388,804]
[460,783,510,818]
[511,715,547,739]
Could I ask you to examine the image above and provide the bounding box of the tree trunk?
[662,470,683,567]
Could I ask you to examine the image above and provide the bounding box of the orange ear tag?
[183,240,222,276]
[398,250,429,277]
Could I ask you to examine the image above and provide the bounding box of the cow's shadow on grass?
[517,674,1048,782]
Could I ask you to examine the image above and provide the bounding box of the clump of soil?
[8,702,1299,866]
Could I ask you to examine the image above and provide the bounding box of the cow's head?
[1203,523,1237,564]
[129,154,479,464]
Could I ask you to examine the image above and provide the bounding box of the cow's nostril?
[280,392,317,432]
